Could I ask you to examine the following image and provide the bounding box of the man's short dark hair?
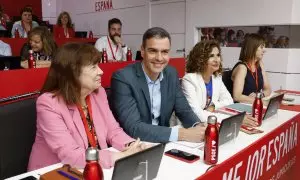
[108,18,122,29]
[142,27,171,48]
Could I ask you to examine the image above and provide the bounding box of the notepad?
[225,103,252,114]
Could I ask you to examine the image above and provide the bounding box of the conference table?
[6,99,300,180]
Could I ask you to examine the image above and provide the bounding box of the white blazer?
[181,73,233,122]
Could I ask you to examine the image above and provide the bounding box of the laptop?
[262,93,284,120]
[218,112,246,146]
[0,56,21,70]
[75,31,87,38]
[112,143,165,180]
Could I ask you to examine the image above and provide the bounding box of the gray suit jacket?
[110,62,200,143]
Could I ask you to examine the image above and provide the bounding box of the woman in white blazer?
[182,40,257,127]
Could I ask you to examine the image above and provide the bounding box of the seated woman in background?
[20,26,56,68]
[182,40,257,127]
[54,11,75,38]
[28,43,146,171]
[231,33,271,104]
[0,5,11,30]
[11,6,39,38]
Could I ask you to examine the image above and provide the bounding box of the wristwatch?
[121,44,126,48]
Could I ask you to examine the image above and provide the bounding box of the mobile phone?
[164,149,200,163]
[19,176,38,180]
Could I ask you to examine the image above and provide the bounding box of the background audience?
[20,26,56,68]
[54,11,75,38]
[0,5,10,30]
[0,39,12,56]
[11,6,39,38]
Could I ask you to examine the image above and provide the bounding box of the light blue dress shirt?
[11,21,39,38]
[142,64,179,141]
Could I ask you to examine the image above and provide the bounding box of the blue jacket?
[110,62,200,143]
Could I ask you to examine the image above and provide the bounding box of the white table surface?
[6,109,299,180]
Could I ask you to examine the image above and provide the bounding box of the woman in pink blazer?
[28,43,145,171]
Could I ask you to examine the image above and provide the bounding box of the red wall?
[0,0,42,18]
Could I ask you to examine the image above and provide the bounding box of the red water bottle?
[204,115,219,165]
[83,147,103,180]
[102,48,108,63]
[252,92,263,126]
[89,30,93,39]
[14,28,20,38]
[28,50,35,68]
[126,48,133,61]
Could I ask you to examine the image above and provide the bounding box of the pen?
[57,170,79,180]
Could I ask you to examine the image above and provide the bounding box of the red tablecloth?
[0,37,97,56]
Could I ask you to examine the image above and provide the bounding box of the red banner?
[197,114,300,180]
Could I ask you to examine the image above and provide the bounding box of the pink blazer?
[28,87,134,171]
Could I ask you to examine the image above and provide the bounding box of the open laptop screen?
[112,143,165,180]
[219,112,246,146]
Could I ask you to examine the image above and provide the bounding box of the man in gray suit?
[110,27,206,143]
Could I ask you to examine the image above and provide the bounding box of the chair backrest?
[222,70,233,96]
[0,30,9,37]
[0,96,37,179]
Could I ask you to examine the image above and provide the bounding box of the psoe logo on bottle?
[211,140,217,160]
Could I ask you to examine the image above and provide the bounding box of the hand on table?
[178,124,206,143]
[242,114,259,127]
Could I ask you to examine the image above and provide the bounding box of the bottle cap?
[85,147,99,161]
[103,48,106,51]
[207,115,217,124]
[29,50,33,54]
[256,92,262,98]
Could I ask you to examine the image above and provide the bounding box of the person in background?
[182,40,257,127]
[0,40,12,56]
[0,5,10,30]
[236,29,245,47]
[28,43,146,171]
[214,28,227,47]
[285,36,289,48]
[20,26,56,68]
[274,36,287,48]
[95,18,127,61]
[231,34,271,104]
[54,11,75,38]
[110,27,205,143]
[227,29,236,43]
[268,35,277,48]
[11,6,39,38]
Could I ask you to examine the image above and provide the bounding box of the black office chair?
[0,30,9,37]
[135,50,143,61]
[222,70,233,96]
[0,95,38,179]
